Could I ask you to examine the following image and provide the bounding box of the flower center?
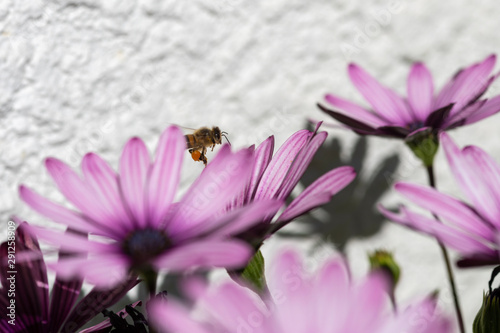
[408,121,425,131]
[123,228,172,263]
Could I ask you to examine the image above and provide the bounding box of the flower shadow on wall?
[278,128,400,253]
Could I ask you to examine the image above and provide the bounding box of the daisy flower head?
[229,124,356,248]
[148,249,452,333]
[19,126,283,289]
[380,132,500,268]
[0,222,138,332]
[318,55,500,139]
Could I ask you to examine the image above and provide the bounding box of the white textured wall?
[2,0,500,331]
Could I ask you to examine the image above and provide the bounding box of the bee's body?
[184,126,229,166]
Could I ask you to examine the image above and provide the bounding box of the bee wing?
[169,124,199,132]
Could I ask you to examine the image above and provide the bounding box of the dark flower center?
[408,121,424,131]
[123,229,172,264]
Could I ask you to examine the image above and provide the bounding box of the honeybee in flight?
[185,126,230,166]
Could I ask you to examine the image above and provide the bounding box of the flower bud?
[368,249,401,289]
[229,250,268,294]
[473,288,500,333]
[405,128,439,167]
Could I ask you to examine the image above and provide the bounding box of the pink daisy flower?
[318,55,500,138]
[232,126,356,248]
[380,132,500,267]
[0,222,138,332]
[19,126,283,288]
[149,249,452,333]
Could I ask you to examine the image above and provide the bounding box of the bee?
[185,126,230,166]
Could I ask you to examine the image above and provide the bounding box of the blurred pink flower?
[319,55,500,138]
[0,222,138,332]
[232,126,356,247]
[380,132,500,267]
[19,126,283,288]
[149,249,452,333]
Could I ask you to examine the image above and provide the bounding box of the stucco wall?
[1,1,500,330]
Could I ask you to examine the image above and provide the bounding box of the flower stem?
[141,268,158,300]
[426,165,465,333]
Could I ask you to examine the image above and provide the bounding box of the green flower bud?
[473,288,500,333]
[369,249,400,287]
[241,250,267,293]
[229,250,268,294]
[369,250,401,310]
[405,128,439,167]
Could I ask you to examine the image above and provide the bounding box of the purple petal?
[26,225,116,254]
[376,125,410,138]
[269,250,336,332]
[313,119,323,132]
[444,100,486,129]
[385,298,453,333]
[149,300,210,333]
[280,192,332,226]
[153,239,252,271]
[348,64,411,125]
[147,126,185,228]
[457,253,500,267]
[0,223,49,330]
[278,166,356,223]
[349,272,388,329]
[277,131,328,200]
[49,230,85,333]
[45,158,117,233]
[318,104,380,134]
[48,277,82,332]
[463,145,500,217]
[65,277,140,332]
[394,182,495,241]
[317,257,349,291]
[254,130,311,200]
[49,254,130,289]
[268,249,305,291]
[175,199,283,241]
[463,145,500,189]
[435,55,496,115]
[439,102,481,129]
[379,204,434,233]
[230,144,256,209]
[430,220,497,256]
[423,103,453,128]
[380,205,496,255]
[169,146,254,233]
[19,185,105,236]
[441,132,500,226]
[324,94,387,127]
[245,136,275,202]
[463,95,500,125]
[407,62,434,121]
[82,153,133,230]
[119,137,151,229]
[201,282,266,330]
[314,258,351,329]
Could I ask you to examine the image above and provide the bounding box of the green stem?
[141,268,158,301]
[426,165,465,333]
